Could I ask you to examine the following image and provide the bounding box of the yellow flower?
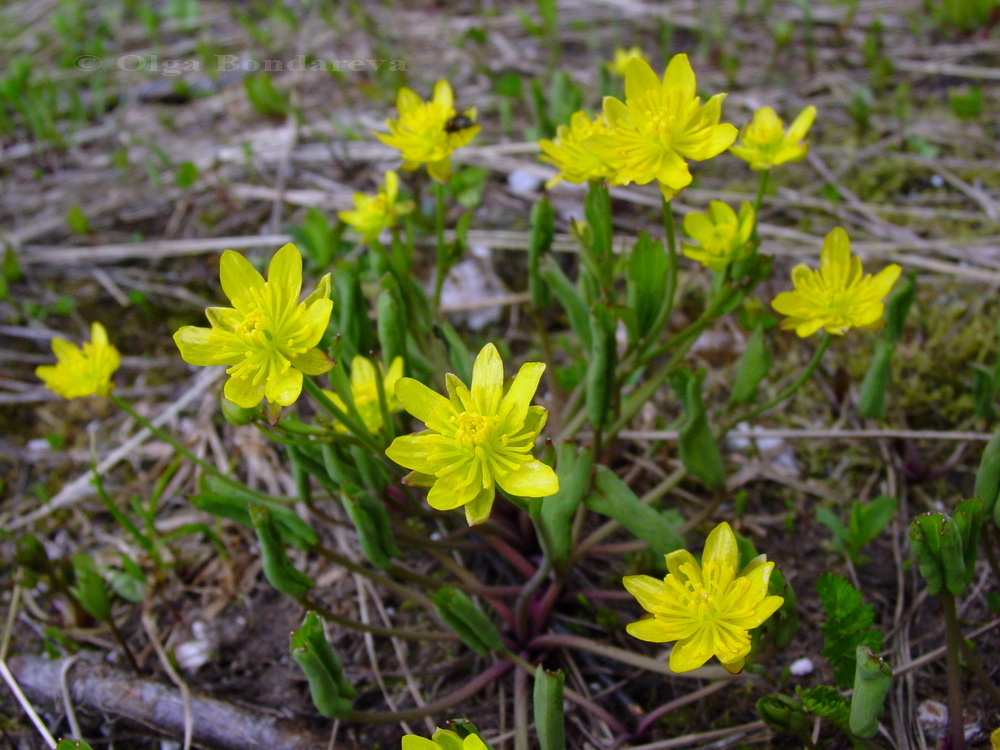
[772,227,902,337]
[402,729,489,750]
[374,80,480,183]
[729,105,816,171]
[681,200,756,271]
[605,46,647,77]
[173,243,333,409]
[386,343,558,526]
[538,110,619,187]
[623,522,784,674]
[36,321,119,398]
[587,54,738,199]
[338,171,414,243]
[324,355,404,433]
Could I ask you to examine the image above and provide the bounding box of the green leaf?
[175,161,199,188]
[290,611,355,718]
[540,255,591,351]
[668,369,726,491]
[70,553,111,622]
[432,586,503,656]
[858,339,893,420]
[730,323,771,405]
[816,573,883,688]
[244,72,290,117]
[250,505,313,600]
[585,466,684,555]
[757,693,811,737]
[626,232,668,341]
[972,366,997,422]
[534,666,566,750]
[190,474,317,550]
[528,197,554,309]
[533,444,593,575]
[796,685,850,730]
[975,425,1000,515]
[66,204,90,235]
[585,302,617,430]
[341,484,400,570]
[849,646,892,738]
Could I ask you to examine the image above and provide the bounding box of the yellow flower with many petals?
[173,243,333,410]
[729,105,816,171]
[338,171,414,243]
[375,80,480,183]
[624,522,784,674]
[538,111,619,187]
[587,55,738,199]
[682,201,756,271]
[36,321,120,399]
[605,46,647,77]
[324,355,404,433]
[386,343,558,526]
[402,729,489,750]
[772,227,901,337]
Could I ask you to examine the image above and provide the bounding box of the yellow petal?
[267,242,303,301]
[219,250,265,314]
[625,617,675,642]
[396,377,456,426]
[663,53,696,101]
[668,637,711,672]
[401,737,440,750]
[471,343,504,415]
[719,655,747,674]
[497,361,545,430]
[464,486,496,526]
[173,326,243,366]
[386,433,451,474]
[821,227,852,270]
[702,522,738,570]
[290,348,333,376]
[785,105,816,144]
[623,574,673,615]
[624,57,661,102]
[427,467,481,511]
[665,549,697,581]
[264,365,303,406]
[432,79,454,110]
[225,373,265,409]
[495,458,558,497]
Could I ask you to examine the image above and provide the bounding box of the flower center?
[354,382,378,407]
[235,309,268,345]
[456,412,496,447]
[705,225,737,254]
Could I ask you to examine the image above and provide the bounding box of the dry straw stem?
[8,654,327,750]
[4,366,223,530]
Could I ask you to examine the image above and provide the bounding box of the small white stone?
[789,657,814,676]
[174,638,215,672]
[507,169,543,195]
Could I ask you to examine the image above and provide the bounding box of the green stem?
[302,595,456,642]
[724,332,832,429]
[110,394,226,480]
[662,198,678,324]
[941,592,967,750]
[752,169,771,224]
[301,378,385,455]
[432,180,447,311]
[344,659,513,724]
